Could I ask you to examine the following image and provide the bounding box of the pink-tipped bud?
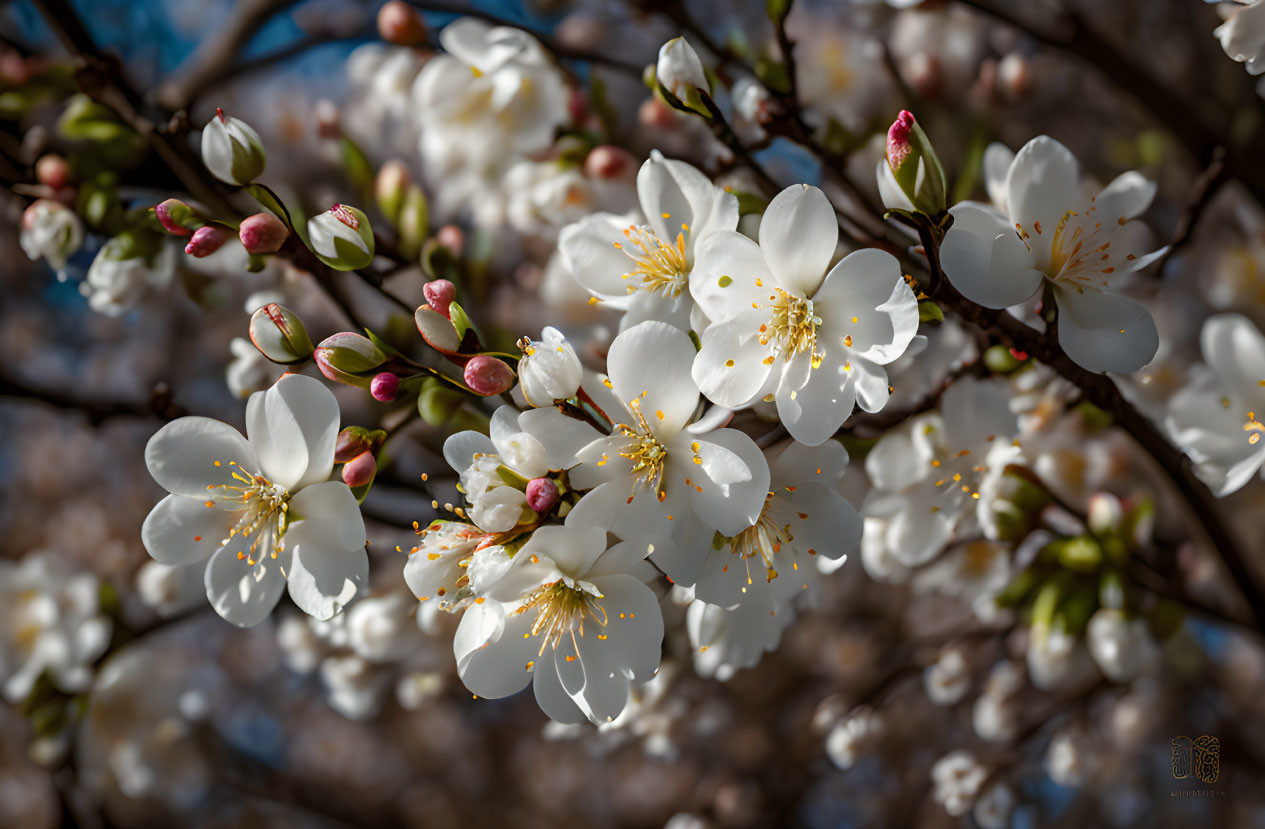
[887,110,915,171]
[35,154,70,190]
[463,355,514,396]
[525,477,561,514]
[239,212,288,255]
[342,451,377,488]
[423,279,456,318]
[370,372,400,402]
[584,145,636,180]
[184,224,230,257]
[435,225,463,257]
[377,0,427,46]
[335,426,378,463]
[156,198,194,236]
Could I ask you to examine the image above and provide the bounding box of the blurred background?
[2,0,1265,826]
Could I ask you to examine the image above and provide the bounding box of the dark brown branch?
[0,372,186,423]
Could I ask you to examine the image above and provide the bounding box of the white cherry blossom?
[1166,313,1265,495]
[1215,0,1265,76]
[690,184,919,445]
[863,377,1021,567]
[940,136,1164,373]
[559,151,738,330]
[453,525,663,724]
[564,321,770,584]
[142,374,367,626]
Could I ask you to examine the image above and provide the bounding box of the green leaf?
[917,301,944,323]
[754,58,790,95]
[496,465,531,491]
[339,137,375,201]
[732,190,768,216]
[245,183,294,230]
[448,301,474,342]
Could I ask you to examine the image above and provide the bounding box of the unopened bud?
[997,53,1032,102]
[396,186,429,260]
[200,108,266,186]
[335,426,377,463]
[376,160,412,224]
[342,451,377,488]
[308,203,375,270]
[463,355,514,396]
[184,224,231,258]
[370,372,400,402]
[638,96,677,129]
[377,0,427,46]
[239,212,288,255]
[316,332,387,380]
[876,109,947,217]
[525,477,561,514]
[435,224,463,257]
[517,326,582,407]
[584,145,636,180]
[155,198,195,236]
[423,279,456,318]
[249,303,314,364]
[417,377,465,426]
[35,154,70,190]
[656,36,709,113]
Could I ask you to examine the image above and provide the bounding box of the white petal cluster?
[20,199,83,278]
[1216,0,1265,76]
[864,377,1021,567]
[1166,313,1265,495]
[82,237,176,317]
[940,136,1164,373]
[141,374,368,627]
[0,553,112,703]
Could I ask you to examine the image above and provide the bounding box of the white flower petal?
[443,430,498,476]
[606,321,699,438]
[141,494,228,565]
[815,248,920,363]
[983,143,1014,212]
[455,601,536,699]
[686,428,771,536]
[145,416,257,499]
[288,481,367,552]
[285,524,367,621]
[940,203,1044,309]
[776,342,856,446]
[203,544,287,627]
[1093,171,1155,223]
[785,484,861,562]
[939,378,1018,451]
[692,313,775,408]
[689,231,774,322]
[1054,287,1158,374]
[770,438,848,485]
[520,524,608,577]
[1005,136,1083,267]
[759,184,838,297]
[533,652,588,723]
[245,374,340,490]
[1202,313,1265,411]
[558,214,639,300]
[518,406,601,470]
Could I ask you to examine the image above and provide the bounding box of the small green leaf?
[245,183,293,230]
[917,301,944,323]
[448,301,474,342]
[732,190,768,216]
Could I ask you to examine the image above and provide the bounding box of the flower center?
[761,289,823,366]
[730,491,795,585]
[928,447,989,510]
[1014,204,1137,292]
[206,462,291,565]
[615,223,690,298]
[520,580,608,656]
[614,398,670,500]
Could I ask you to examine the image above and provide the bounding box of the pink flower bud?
[584,145,636,180]
[435,225,464,257]
[335,427,375,463]
[463,355,514,396]
[887,110,915,171]
[184,224,230,257]
[423,279,456,318]
[639,97,677,129]
[342,451,377,488]
[156,198,194,236]
[370,372,400,402]
[525,477,560,514]
[35,154,70,190]
[239,212,288,255]
[377,0,427,46]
